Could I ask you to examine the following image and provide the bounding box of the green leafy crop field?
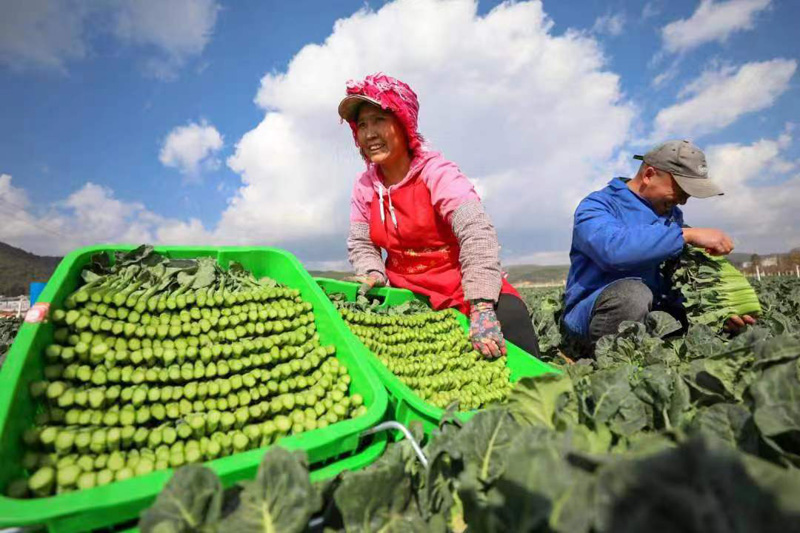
[138,275,800,533]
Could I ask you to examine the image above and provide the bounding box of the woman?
[339,73,541,359]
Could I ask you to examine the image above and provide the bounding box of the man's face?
[641,166,690,216]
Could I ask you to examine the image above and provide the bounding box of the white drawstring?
[387,188,398,228]
[376,183,398,229]
[377,183,386,224]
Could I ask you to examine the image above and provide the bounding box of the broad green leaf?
[116,244,156,267]
[596,438,796,533]
[225,447,319,533]
[334,443,430,533]
[742,454,800,514]
[683,325,726,359]
[644,311,682,338]
[500,435,595,533]
[616,431,675,458]
[424,423,463,518]
[584,366,649,437]
[632,364,691,430]
[457,409,520,485]
[139,465,223,533]
[689,403,759,454]
[752,335,800,370]
[508,374,577,430]
[750,359,800,438]
[458,427,596,533]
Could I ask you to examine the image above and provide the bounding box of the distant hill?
[309,265,572,286]
[0,242,62,296]
[0,240,772,297]
[727,252,759,267]
[308,270,353,281]
[504,264,569,285]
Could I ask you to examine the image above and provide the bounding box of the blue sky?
[1,0,798,267]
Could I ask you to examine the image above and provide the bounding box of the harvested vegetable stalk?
[330,293,512,410]
[669,246,762,329]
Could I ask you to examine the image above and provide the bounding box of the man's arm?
[573,198,685,272]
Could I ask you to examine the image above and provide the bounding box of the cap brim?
[673,173,724,198]
[337,95,382,121]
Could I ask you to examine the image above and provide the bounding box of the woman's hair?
[342,73,425,160]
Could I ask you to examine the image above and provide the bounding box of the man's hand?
[349,272,386,296]
[682,228,734,255]
[469,300,507,358]
[724,314,756,333]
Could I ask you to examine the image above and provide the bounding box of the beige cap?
[634,140,723,198]
[338,94,382,122]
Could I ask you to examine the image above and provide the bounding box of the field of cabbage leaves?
[0,316,21,367]
[140,276,800,533]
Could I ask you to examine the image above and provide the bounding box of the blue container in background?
[29,282,47,306]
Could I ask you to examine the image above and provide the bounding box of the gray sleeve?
[347,222,387,283]
[451,201,503,302]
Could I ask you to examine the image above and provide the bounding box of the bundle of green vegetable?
[331,295,511,410]
[669,246,762,329]
[9,246,366,498]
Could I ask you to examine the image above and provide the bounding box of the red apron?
[368,175,519,314]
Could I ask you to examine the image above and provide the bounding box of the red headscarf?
[341,73,425,156]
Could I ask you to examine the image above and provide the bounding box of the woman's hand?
[350,272,386,296]
[469,300,507,358]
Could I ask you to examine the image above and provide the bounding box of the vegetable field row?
[138,257,800,532]
[3,245,800,532]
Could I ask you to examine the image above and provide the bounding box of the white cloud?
[0,0,89,72]
[3,0,635,265]
[642,2,662,19]
[0,0,219,78]
[592,12,626,37]
[652,59,796,140]
[113,0,220,80]
[155,218,216,246]
[662,0,771,54]
[0,176,207,255]
[652,58,682,88]
[5,0,800,267]
[0,173,31,209]
[681,129,800,253]
[159,121,224,180]
[216,0,634,260]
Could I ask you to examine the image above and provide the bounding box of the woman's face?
[355,104,408,165]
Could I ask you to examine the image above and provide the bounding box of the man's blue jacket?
[563,178,686,338]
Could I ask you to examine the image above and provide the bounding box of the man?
[563,139,755,345]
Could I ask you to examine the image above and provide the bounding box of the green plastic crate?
[0,246,389,532]
[307,429,387,482]
[315,278,559,436]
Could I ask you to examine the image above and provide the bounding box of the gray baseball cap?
[633,140,723,198]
